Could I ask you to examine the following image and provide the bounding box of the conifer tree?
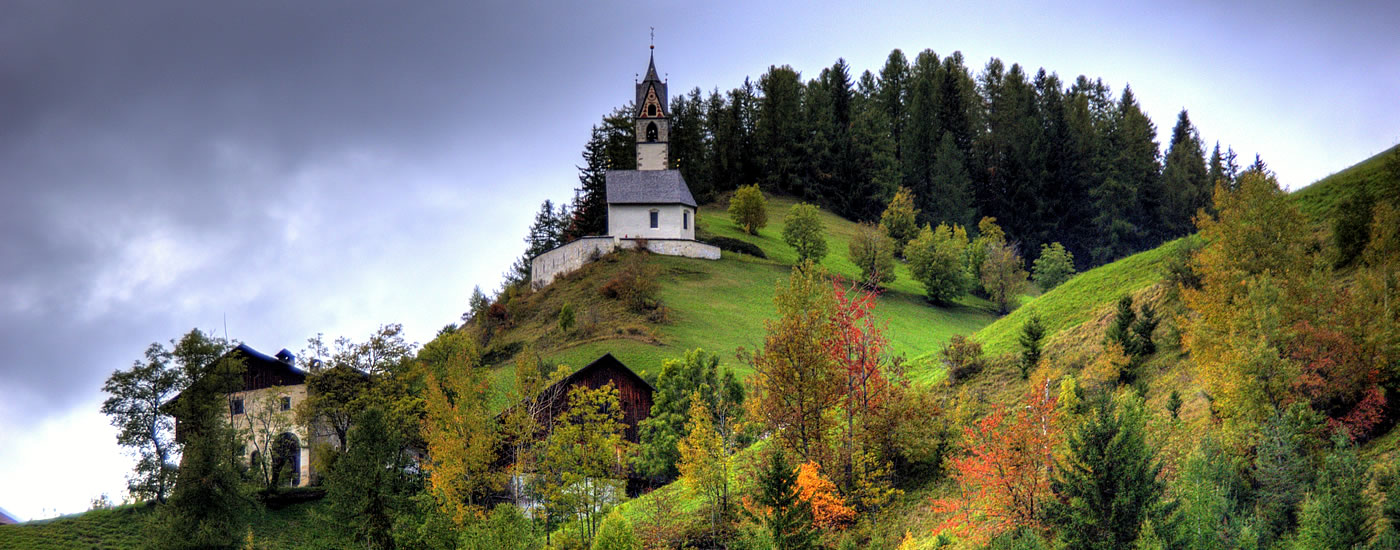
[750,449,818,550]
[903,49,942,216]
[1160,110,1210,237]
[1105,296,1138,355]
[670,88,713,202]
[929,132,976,229]
[636,349,744,480]
[875,49,910,164]
[1295,432,1372,550]
[1031,242,1076,291]
[323,405,413,549]
[1018,313,1045,379]
[152,330,250,550]
[1049,396,1165,550]
[1251,410,1313,545]
[757,65,808,195]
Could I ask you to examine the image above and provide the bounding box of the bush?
[700,235,767,258]
[1031,242,1075,291]
[980,242,1028,314]
[905,223,970,305]
[558,302,576,332]
[942,335,985,383]
[600,253,660,312]
[460,505,541,550]
[591,510,642,550]
[848,222,896,287]
[729,185,769,235]
[782,203,828,263]
[880,187,920,255]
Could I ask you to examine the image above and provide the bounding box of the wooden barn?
[532,353,655,444]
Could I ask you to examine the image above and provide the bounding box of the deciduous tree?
[751,262,840,464]
[848,222,897,287]
[932,379,1059,543]
[879,187,920,254]
[729,184,769,235]
[101,342,185,503]
[1031,242,1075,291]
[905,222,970,305]
[420,336,502,525]
[783,202,829,264]
[980,242,1029,314]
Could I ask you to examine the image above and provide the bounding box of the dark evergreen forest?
[567,49,1245,269]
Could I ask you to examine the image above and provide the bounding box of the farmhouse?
[169,344,333,488]
[530,48,719,288]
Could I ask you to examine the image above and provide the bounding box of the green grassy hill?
[490,195,999,388]
[0,499,329,549]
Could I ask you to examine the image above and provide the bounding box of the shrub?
[980,242,1028,314]
[782,203,828,264]
[729,184,769,235]
[1031,242,1075,291]
[905,223,970,305]
[558,303,576,332]
[848,222,897,287]
[942,335,985,383]
[600,253,660,312]
[700,235,767,258]
[591,510,642,550]
[879,187,920,255]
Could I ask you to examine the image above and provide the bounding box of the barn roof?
[605,170,696,207]
[554,353,655,394]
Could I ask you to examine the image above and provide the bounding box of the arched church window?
[646,122,658,142]
[648,104,657,117]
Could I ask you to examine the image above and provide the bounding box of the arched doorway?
[271,432,301,487]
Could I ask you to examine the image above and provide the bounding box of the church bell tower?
[634,45,669,171]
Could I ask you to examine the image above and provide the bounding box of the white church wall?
[636,143,668,170]
[607,203,693,240]
[530,237,618,288]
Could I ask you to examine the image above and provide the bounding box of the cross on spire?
[650,27,654,50]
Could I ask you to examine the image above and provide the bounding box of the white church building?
[530,49,719,288]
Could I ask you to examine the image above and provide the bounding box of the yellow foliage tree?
[1182,172,1314,427]
[795,461,855,529]
[677,394,729,538]
[420,341,503,526]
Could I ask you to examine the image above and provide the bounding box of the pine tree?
[876,49,910,165]
[928,132,975,228]
[1160,110,1210,237]
[671,88,713,202]
[1105,295,1138,355]
[323,406,412,549]
[570,126,612,239]
[1251,411,1312,545]
[1049,396,1165,550]
[1018,313,1045,379]
[903,49,942,222]
[757,65,808,195]
[750,449,818,550]
[1295,432,1371,549]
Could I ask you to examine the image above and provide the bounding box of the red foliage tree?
[1288,321,1387,440]
[931,379,1060,543]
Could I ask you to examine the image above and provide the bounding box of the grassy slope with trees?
[489,195,999,389]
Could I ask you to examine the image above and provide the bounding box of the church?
[530,48,720,288]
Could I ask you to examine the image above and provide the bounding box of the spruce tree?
[1106,295,1138,354]
[1160,110,1210,237]
[1295,432,1371,549]
[570,126,612,239]
[928,132,975,228]
[875,49,910,165]
[1251,411,1313,545]
[903,49,942,223]
[1131,303,1158,356]
[1049,396,1165,550]
[323,406,412,549]
[752,448,817,550]
[670,88,713,202]
[1018,313,1045,379]
[757,65,807,195]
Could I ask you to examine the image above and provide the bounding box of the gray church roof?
[605,169,696,207]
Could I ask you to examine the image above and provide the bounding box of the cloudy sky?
[1,0,1396,521]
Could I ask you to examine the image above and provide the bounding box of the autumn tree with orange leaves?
[795,461,855,529]
[420,333,504,525]
[932,378,1060,543]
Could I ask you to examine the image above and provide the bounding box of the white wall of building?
[607,203,694,240]
[636,143,668,170]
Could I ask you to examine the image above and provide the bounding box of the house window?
[280,396,291,411]
[683,211,689,230]
[231,398,244,415]
[649,210,659,229]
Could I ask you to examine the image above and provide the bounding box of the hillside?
[486,195,1000,388]
[0,499,329,549]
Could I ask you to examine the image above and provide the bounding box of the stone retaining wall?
[530,237,721,288]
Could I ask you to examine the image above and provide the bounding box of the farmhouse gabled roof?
[605,169,696,207]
